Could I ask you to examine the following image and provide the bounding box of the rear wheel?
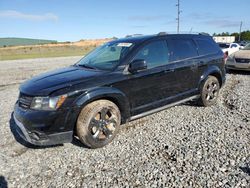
[76,100,121,148]
[198,76,220,107]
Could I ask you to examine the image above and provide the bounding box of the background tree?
[214,30,250,41]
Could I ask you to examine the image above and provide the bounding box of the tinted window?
[218,43,230,49]
[134,40,169,69]
[168,39,198,61]
[231,44,238,48]
[243,43,250,50]
[196,39,219,55]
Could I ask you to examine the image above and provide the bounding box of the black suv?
[13,33,226,148]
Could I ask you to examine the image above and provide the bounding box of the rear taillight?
[223,52,228,64]
[224,53,227,59]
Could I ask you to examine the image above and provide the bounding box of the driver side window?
[134,40,169,69]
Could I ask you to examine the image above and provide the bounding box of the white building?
[213,36,235,43]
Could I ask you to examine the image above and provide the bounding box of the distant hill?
[0,37,57,47]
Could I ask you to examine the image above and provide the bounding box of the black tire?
[226,67,232,74]
[76,100,121,148]
[198,76,220,107]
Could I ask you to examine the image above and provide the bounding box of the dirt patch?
[222,75,241,110]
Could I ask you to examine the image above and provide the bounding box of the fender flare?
[74,87,131,123]
[198,66,223,88]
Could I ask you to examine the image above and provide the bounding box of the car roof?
[111,35,156,44]
[110,33,212,45]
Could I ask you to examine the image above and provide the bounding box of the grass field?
[0,45,95,60]
[0,38,111,61]
[0,37,57,47]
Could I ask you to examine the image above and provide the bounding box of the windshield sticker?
[117,43,133,47]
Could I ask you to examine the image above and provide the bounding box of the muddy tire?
[198,76,220,107]
[76,100,121,148]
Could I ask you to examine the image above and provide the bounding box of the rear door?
[167,37,200,96]
[194,38,223,82]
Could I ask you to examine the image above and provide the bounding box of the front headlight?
[228,53,235,60]
[30,95,67,111]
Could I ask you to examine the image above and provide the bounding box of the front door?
[115,40,177,115]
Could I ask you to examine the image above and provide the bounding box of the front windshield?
[243,43,250,50]
[76,41,134,70]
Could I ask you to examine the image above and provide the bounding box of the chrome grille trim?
[235,58,250,64]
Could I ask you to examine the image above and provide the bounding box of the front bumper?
[226,59,250,71]
[13,103,74,146]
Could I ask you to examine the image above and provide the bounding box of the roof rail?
[157,32,168,36]
[125,34,143,38]
[199,32,210,36]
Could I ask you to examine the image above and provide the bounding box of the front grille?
[235,58,250,64]
[19,93,33,109]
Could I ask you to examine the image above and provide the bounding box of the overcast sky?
[0,0,249,41]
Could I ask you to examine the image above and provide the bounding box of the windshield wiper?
[77,64,96,70]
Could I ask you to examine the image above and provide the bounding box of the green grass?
[0,37,57,47]
[0,45,96,60]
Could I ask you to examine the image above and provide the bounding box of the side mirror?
[128,59,147,73]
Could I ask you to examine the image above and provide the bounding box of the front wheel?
[198,76,220,107]
[76,100,121,148]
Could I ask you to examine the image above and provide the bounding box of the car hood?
[234,50,250,59]
[20,66,103,96]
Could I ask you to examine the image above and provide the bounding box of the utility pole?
[176,0,181,33]
[239,21,242,42]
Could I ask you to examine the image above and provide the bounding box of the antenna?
[176,0,181,33]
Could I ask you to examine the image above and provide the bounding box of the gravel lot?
[0,57,249,188]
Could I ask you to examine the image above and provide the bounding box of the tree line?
[213,30,250,41]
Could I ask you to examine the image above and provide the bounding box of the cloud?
[128,15,169,21]
[162,20,177,25]
[0,10,58,21]
[187,12,213,20]
[205,20,241,28]
[186,12,242,28]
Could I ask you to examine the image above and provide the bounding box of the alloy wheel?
[204,80,219,101]
[89,107,117,140]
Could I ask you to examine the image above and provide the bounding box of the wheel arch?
[74,87,131,124]
[209,72,223,87]
[199,66,223,88]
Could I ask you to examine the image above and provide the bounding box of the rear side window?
[196,39,219,55]
[134,40,169,69]
[168,39,198,61]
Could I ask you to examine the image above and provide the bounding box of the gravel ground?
[0,57,249,188]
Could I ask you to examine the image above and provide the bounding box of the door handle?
[164,69,175,73]
[198,61,206,66]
